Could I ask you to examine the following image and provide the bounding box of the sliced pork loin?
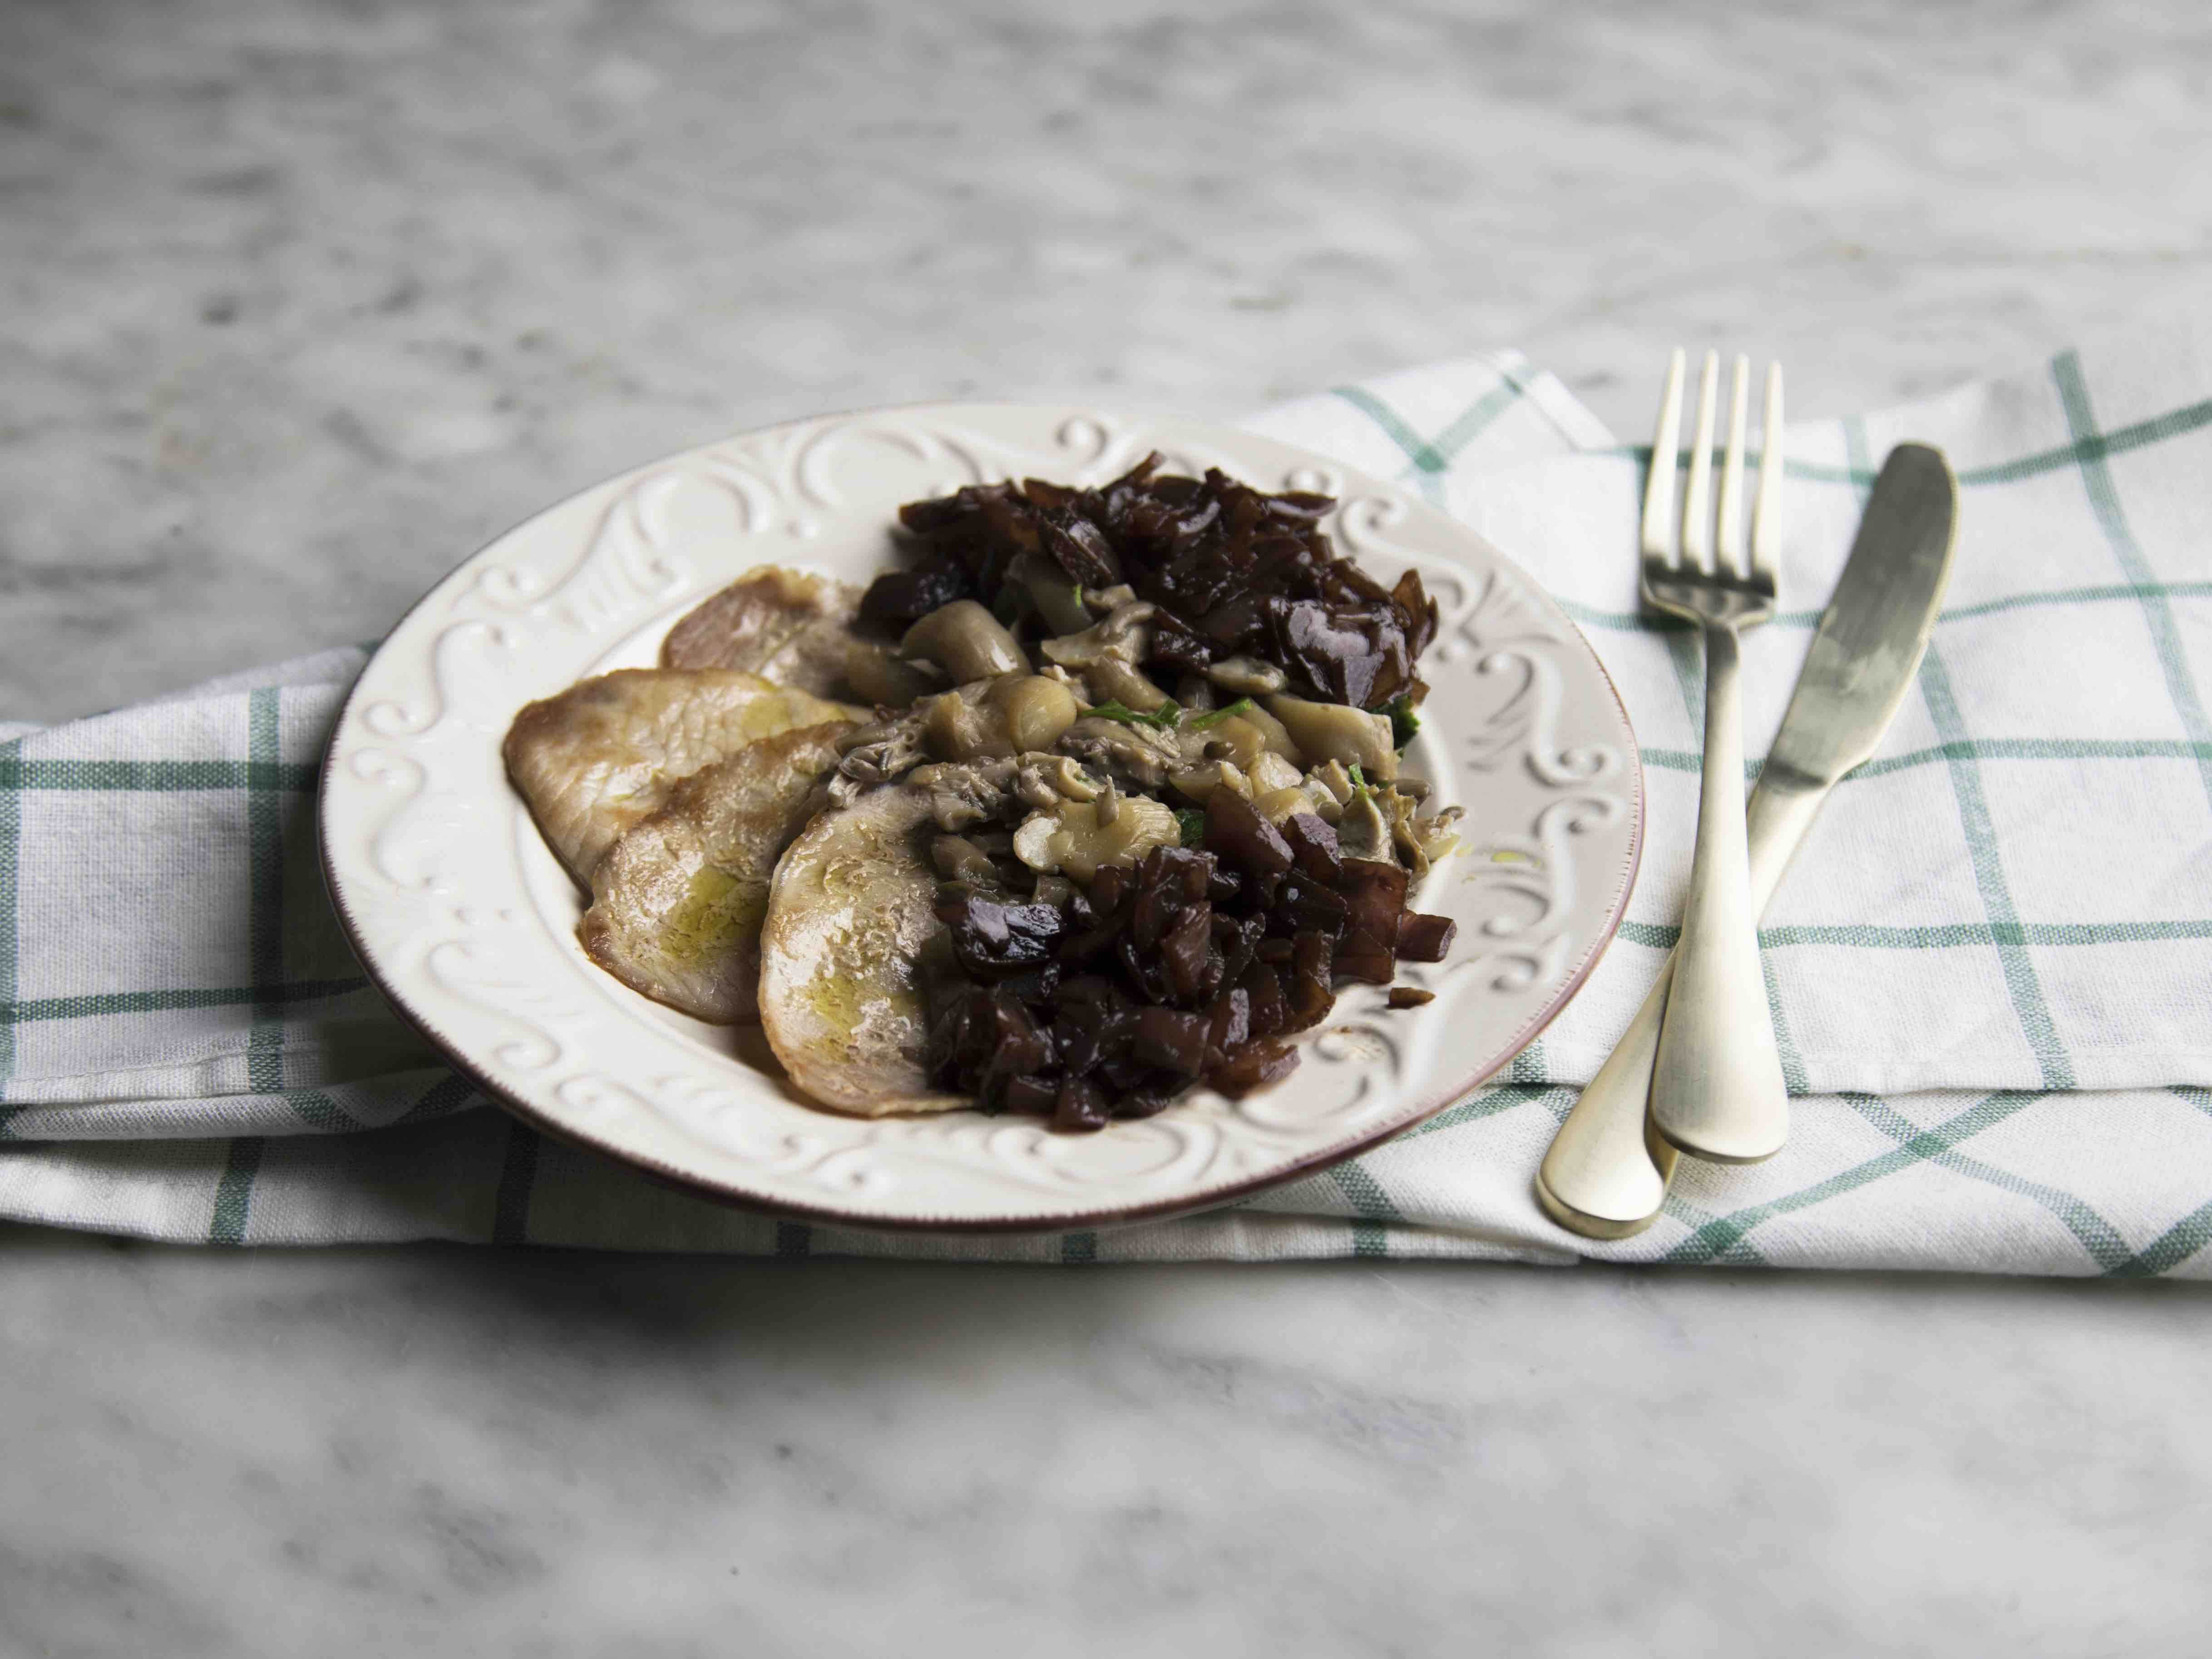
[503,667,864,886]
[756,782,967,1116]
[577,723,851,1025]
[660,566,908,702]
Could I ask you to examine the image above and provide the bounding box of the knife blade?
[1536,442,1960,1238]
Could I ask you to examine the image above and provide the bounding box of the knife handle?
[1535,780,1829,1237]
[1744,780,1827,913]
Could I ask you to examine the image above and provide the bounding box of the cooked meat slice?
[504,668,866,884]
[577,724,851,1024]
[660,566,876,698]
[758,785,967,1116]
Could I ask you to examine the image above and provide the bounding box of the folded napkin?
[7,320,2212,1276]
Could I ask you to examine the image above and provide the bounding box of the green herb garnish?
[1184,697,1255,731]
[1347,762,1367,789]
[1386,693,1421,751]
[1175,807,1207,847]
[1084,699,1182,731]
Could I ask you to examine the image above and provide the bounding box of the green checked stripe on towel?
[5,322,2212,1275]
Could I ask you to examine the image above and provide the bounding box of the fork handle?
[1536,782,1829,1235]
[1648,621,1791,1164]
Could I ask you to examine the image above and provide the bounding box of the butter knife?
[1536,442,1960,1238]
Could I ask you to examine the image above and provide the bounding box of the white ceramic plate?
[319,404,1642,1233]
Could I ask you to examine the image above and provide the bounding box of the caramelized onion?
[900,461,1461,1129]
[889,459,1438,712]
[1397,913,1458,963]
[1056,1076,1111,1131]
[1210,1039,1299,1096]
[1282,812,1343,883]
[1202,787,1294,877]
[934,892,1066,980]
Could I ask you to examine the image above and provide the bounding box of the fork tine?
[1752,362,1784,584]
[1680,351,1719,570]
[1713,356,1750,575]
[1641,347,1686,561]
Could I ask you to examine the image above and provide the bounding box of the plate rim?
[317,399,1645,1236]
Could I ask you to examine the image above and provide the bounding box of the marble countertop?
[5,0,2210,1651]
[7,1232,2207,1657]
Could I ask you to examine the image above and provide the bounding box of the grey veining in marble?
[6,0,2212,721]
[8,1,2212,1651]
[5,1229,2210,1659]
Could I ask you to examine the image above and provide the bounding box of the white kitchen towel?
[4,328,2210,1276]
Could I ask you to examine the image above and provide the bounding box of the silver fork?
[1642,350,1791,1164]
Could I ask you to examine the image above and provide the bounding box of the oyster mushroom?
[906,756,1021,830]
[918,681,1016,764]
[1165,759,1252,805]
[831,701,937,803]
[1083,583,1138,612]
[1336,787,1397,863]
[577,724,850,1023]
[901,600,1030,681]
[1010,793,1181,882]
[758,783,968,1116]
[987,674,1081,752]
[1397,800,1465,875]
[1231,701,1305,767]
[910,673,1082,766]
[1084,658,1175,712]
[844,647,941,707]
[930,834,1005,888]
[1042,600,1156,670]
[1007,550,1093,636]
[1250,785,1318,825]
[1042,601,1172,710]
[504,668,866,885]
[1301,758,1357,823]
[1264,693,1397,781]
[1054,715,1184,791]
[1013,753,1104,810]
[1205,655,1288,697]
[1246,750,1306,795]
